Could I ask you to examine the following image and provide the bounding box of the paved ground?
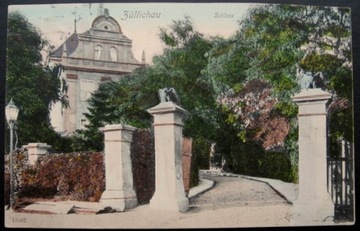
[190,174,289,211]
[4,171,349,228]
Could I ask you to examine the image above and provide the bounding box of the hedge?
[5,128,205,206]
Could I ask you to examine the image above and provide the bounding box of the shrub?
[190,137,211,187]
[260,152,293,182]
[131,129,155,204]
[11,129,198,204]
[14,149,105,202]
[224,141,265,177]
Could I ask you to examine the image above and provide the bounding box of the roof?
[50,33,79,58]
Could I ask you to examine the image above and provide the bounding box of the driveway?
[5,173,294,229]
[190,174,289,211]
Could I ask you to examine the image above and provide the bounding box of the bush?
[4,171,10,206]
[11,129,198,204]
[14,149,105,202]
[131,129,155,204]
[190,137,211,187]
[260,152,293,182]
[223,141,265,177]
[216,138,296,182]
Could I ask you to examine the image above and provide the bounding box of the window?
[94,45,103,60]
[109,47,118,61]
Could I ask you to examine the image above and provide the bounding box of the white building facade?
[49,9,144,133]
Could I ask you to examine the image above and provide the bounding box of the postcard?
[2,0,356,229]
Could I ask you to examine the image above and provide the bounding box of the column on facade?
[99,124,137,211]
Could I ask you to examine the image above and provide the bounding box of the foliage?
[218,79,290,150]
[9,129,195,204]
[12,149,105,202]
[131,129,155,204]
[239,4,352,129]
[85,17,217,149]
[203,5,352,182]
[65,129,104,152]
[190,137,212,187]
[6,12,68,151]
[81,6,351,184]
[86,74,154,130]
[221,139,265,177]
[260,152,293,182]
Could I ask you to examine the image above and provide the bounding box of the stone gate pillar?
[147,102,189,212]
[23,143,51,165]
[291,89,334,224]
[100,124,137,211]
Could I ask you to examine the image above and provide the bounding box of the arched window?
[109,47,118,61]
[94,45,103,60]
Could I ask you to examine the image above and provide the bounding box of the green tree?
[83,18,219,187]
[6,12,68,151]
[85,17,217,145]
[204,4,352,182]
[83,7,352,183]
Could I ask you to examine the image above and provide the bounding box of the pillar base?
[150,194,189,213]
[291,196,334,225]
[100,189,138,212]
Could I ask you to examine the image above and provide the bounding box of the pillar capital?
[292,89,332,116]
[291,88,332,103]
[100,124,136,133]
[147,102,188,116]
[100,124,136,143]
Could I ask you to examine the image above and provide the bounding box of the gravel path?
[189,174,289,212]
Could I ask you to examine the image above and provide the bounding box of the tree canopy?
[203,5,352,175]
[85,17,217,142]
[82,5,352,182]
[6,12,68,151]
[7,5,352,183]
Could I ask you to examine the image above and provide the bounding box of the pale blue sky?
[9,2,254,63]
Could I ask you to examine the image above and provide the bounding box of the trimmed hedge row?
[6,129,201,205]
[5,130,187,204]
[13,150,105,202]
[130,129,155,204]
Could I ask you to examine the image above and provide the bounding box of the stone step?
[21,201,117,215]
[21,202,74,214]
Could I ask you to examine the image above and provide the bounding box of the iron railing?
[327,140,354,222]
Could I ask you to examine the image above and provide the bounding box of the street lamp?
[5,98,19,209]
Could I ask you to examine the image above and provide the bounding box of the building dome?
[91,8,122,34]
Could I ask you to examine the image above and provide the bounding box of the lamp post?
[5,98,19,209]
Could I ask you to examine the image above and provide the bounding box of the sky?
[8,2,254,64]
